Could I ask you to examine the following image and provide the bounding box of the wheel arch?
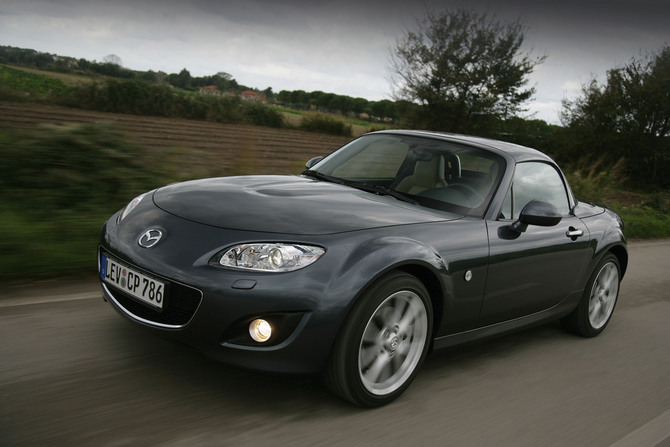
[608,244,628,278]
[322,235,456,367]
[581,209,628,281]
[396,263,445,339]
[322,265,442,406]
[333,261,446,345]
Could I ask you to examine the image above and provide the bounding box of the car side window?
[501,162,570,220]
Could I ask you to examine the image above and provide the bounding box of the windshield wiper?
[302,170,345,185]
[344,181,418,205]
[303,170,417,205]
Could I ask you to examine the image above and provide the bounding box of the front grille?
[107,281,202,327]
[101,251,202,328]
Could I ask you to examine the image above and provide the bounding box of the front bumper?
[99,248,344,374]
[98,206,353,375]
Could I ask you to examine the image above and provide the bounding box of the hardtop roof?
[373,129,553,163]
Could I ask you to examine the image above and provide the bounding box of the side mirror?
[305,156,324,170]
[511,200,562,233]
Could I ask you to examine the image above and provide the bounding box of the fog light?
[249,319,272,343]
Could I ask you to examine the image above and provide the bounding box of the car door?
[480,161,592,325]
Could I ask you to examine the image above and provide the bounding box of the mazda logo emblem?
[138,229,163,248]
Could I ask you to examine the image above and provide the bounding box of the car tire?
[562,253,621,337]
[323,271,432,407]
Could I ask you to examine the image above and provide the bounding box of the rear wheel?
[323,272,432,407]
[562,254,620,337]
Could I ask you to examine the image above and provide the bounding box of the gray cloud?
[1,0,668,123]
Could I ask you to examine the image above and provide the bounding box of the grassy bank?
[565,159,670,240]
[1,123,174,280]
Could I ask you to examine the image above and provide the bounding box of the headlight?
[118,193,146,223]
[213,243,325,272]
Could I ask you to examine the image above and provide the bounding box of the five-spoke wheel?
[324,272,432,407]
[588,261,619,330]
[359,289,429,396]
[562,254,621,337]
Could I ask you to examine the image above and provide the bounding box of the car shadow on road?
[103,315,569,413]
[102,317,347,411]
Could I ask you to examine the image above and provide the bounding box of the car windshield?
[304,133,505,216]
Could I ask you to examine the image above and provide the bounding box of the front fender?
[329,235,448,310]
[581,208,628,279]
[322,219,490,337]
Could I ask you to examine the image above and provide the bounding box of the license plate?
[100,254,165,309]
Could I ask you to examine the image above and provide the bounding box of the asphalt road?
[1,240,669,447]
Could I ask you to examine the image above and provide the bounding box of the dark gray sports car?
[98,130,627,407]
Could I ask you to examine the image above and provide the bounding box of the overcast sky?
[1,0,668,123]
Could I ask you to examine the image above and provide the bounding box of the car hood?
[152,175,460,235]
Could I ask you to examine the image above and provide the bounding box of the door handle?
[566,227,584,239]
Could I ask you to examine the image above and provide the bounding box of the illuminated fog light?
[249,319,272,343]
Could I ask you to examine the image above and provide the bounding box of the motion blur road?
[1,240,669,447]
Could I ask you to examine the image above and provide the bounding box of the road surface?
[1,240,669,446]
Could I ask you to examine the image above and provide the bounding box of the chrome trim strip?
[102,282,185,330]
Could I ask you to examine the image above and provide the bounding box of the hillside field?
[0,100,352,179]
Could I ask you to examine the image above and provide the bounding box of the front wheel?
[323,272,432,407]
[562,254,621,337]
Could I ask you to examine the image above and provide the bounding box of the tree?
[212,71,237,91]
[370,100,397,120]
[262,87,274,100]
[215,71,233,81]
[103,54,122,66]
[561,46,670,187]
[389,8,545,135]
[168,68,192,89]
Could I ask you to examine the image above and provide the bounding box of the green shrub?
[640,192,670,213]
[1,68,291,129]
[241,102,284,127]
[60,78,284,126]
[200,94,242,123]
[563,159,670,239]
[62,79,191,118]
[300,113,352,136]
[564,157,626,204]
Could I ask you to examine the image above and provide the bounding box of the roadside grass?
[0,208,108,280]
[565,158,670,240]
[617,206,670,239]
[0,123,176,281]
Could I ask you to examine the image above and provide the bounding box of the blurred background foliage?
[0,123,175,279]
